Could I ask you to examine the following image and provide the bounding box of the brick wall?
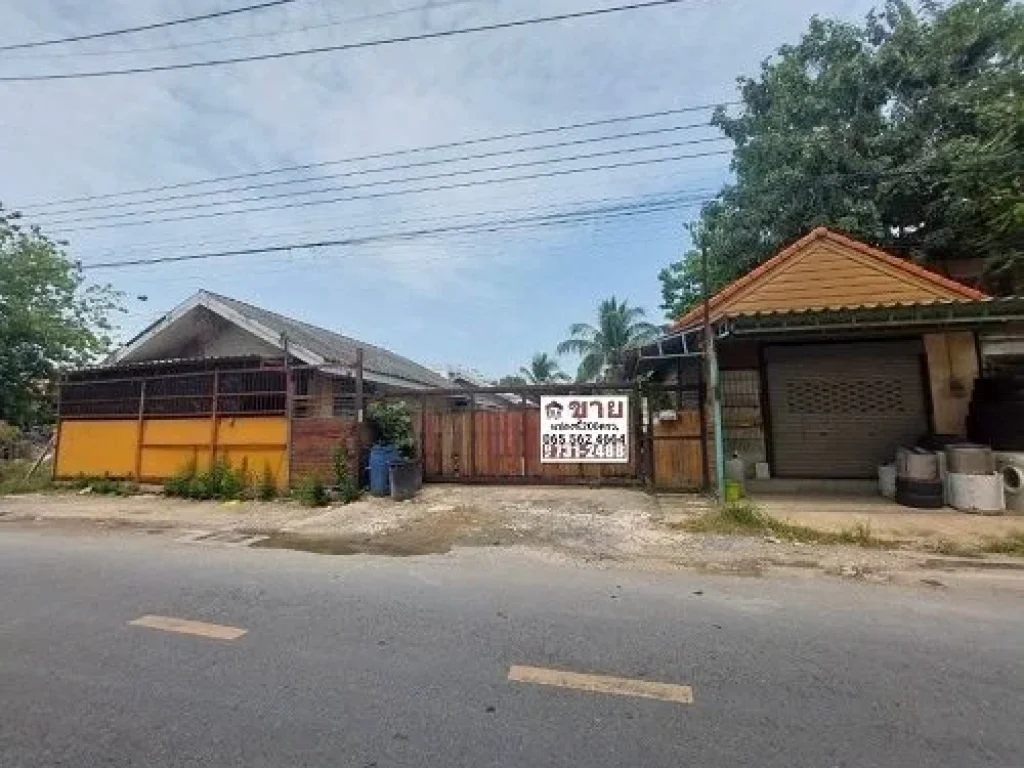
[290,417,368,485]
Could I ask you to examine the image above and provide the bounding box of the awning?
[719,297,1024,338]
[632,297,1024,374]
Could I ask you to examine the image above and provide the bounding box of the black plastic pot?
[388,459,422,501]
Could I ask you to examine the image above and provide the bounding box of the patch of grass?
[0,459,53,494]
[163,459,252,501]
[331,447,361,504]
[979,533,1024,557]
[85,475,141,496]
[295,474,330,507]
[257,464,278,502]
[928,538,982,558]
[679,502,895,549]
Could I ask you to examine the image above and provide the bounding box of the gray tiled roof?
[204,291,450,388]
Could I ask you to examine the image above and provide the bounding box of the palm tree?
[518,352,569,385]
[557,297,660,382]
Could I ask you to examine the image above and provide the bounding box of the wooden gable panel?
[672,228,987,330]
[723,240,969,315]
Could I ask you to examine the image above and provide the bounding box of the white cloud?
[0,0,880,367]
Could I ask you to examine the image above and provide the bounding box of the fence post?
[52,373,63,480]
[209,370,220,468]
[354,348,364,486]
[632,386,646,486]
[133,379,147,481]
[697,362,709,489]
[519,406,527,477]
[468,394,476,479]
[419,393,427,475]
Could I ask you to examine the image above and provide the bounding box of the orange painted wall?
[56,416,288,487]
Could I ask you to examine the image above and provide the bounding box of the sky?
[0,0,880,379]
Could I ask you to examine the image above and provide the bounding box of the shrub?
[331,446,361,504]
[164,458,250,501]
[257,464,278,501]
[367,401,416,457]
[296,474,329,507]
[0,459,53,494]
[164,460,197,497]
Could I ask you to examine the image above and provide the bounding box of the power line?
[2,0,492,61]
[84,184,719,260]
[46,149,1023,233]
[39,136,729,226]
[19,101,736,210]
[84,183,719,258]
[106,218,690,294]
[0,0,696,81]
[0,0,301,52]
[30,119,720,217]
[51,148,733,232]
[81,193,715,270]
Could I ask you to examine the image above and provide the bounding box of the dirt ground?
[2,485,1022,588]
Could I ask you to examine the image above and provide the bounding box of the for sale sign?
[540,395,630,463]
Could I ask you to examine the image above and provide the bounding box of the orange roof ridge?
[673,227,987,330]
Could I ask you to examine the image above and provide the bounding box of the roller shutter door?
[765,343,928,478]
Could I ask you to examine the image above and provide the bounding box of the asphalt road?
[0,526,1021,768]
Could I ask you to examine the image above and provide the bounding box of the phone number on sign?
[541,433,627,460]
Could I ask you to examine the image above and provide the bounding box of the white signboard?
[540,395,629,463]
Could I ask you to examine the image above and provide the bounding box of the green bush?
[367,401,416,457]
[257,464,278,501]
[164,460,197,497]
[331,447,361,504]
[296,474,329,507]
[164,458,250,501]
[0,459,53,494]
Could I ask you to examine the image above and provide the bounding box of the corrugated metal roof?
[720,296,1024,334]
[202,292,451,387]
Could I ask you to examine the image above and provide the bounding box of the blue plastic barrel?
[369,444,400,496]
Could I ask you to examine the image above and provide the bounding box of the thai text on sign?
[540,396,629,463]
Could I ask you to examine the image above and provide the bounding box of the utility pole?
[702,245,725,502]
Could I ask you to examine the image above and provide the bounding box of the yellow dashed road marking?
[508,665,693,704]
[128,615,247,641]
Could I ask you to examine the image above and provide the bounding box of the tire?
[897,477,944,496]
[896,487,945,509]
[896,476,944,509]
[917,433,967,451]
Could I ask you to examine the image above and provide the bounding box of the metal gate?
[372,382,706,489]
[765,342,928,478]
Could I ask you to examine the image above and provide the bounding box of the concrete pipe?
[945,444,996,475]
[947,472,1005,515]
[1001,464,1024,515]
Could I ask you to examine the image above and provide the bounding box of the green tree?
[518,353,569,384]
[659,0,1024,318]
[557,297,660,382]
[0,209,123,426]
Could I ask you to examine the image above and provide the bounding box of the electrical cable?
[30,119,720,216]
[80,193,716,269]
[0,0,301,52]
[0,0,700,82]
[39,137,730,226]
[50,149,731,232]
[19,100,737,209]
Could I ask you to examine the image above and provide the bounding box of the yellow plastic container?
[724,479,744,502]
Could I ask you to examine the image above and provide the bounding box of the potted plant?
[366,402,421,498]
